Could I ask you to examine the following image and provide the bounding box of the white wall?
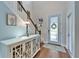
[4,1,35,35]
[22,1,35,34]
[62,1,79,58]
[0,2,26,41]
[75,1,79,58]
[0,1,35,41]
[32,1,68,45]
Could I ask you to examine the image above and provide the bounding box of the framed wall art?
[6,13,17,26]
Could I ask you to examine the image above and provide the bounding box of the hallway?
[34,44,70,58]
[0,1,79,58]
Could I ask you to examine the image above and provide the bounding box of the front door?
[48,16,59,44]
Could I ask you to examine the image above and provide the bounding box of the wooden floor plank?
[34,45,70,58]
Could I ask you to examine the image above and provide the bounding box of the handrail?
[17,1,39,32]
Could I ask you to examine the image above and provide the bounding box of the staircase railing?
[17,1,39,34]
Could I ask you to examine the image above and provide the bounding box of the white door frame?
[66,12,72,49]
[66,11,75,57]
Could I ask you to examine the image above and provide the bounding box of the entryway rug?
[43,44,66,53]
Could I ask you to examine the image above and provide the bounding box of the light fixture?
[39,18,43,27]
[25,21,30,25]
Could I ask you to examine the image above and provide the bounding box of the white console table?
[0,34,40,58]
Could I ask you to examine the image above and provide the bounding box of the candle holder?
[25,21,30,36]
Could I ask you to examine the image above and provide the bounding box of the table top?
[0,34,39,45]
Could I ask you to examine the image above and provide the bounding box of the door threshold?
[48,43,61,46]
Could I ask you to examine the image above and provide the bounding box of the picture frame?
[6,13,17,26]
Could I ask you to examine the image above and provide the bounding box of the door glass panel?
[50,16,58,43]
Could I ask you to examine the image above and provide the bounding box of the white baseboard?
[60,44,66,47]
[60,44,73,58]
[62,45,74,58]
[67,49,74,58]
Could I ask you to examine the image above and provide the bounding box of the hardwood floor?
[34,44,70,58]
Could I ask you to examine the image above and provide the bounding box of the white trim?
[72,2,75,57]
[61,45,73,58]
[61,44,66,48]
[32,48,40,57]
[67,49,74,58]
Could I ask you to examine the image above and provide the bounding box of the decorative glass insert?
[33,39,36,54]
[12,44,23,58]
[24,41,31,58]
[50,16,58,42]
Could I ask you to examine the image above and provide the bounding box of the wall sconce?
[38,18,43,34]
[39,18,43,27]
[25,21,30,36]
